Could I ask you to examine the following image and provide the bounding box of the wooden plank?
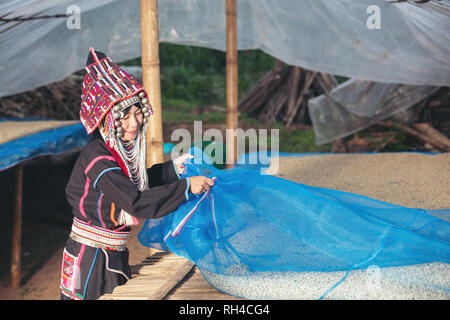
[166,292,243,300]
[99,293,150,300]
[172,287,221,293]
[100,252,244,300]
[165,267,244,300]
[133,265,186,273]
[99,253,194,300]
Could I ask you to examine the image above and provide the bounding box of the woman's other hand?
[174,153,194,175]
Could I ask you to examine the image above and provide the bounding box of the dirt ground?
[0,221,149,300]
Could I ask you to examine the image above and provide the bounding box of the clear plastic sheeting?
[0,0,137,97]
[138,148,450,299]
[1,0,449,98]
[308,80,440,145]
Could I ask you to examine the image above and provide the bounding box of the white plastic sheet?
[0,0,449,98]
[308,80,440,145]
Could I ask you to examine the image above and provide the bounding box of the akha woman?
[60,48,214,300]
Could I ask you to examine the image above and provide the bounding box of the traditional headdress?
[80,47,154,225]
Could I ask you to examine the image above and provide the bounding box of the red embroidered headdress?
[79,48,153,226]
[80,47,153,134]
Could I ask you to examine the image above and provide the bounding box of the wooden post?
[141,0,164,168]
[225,0,238,169]
[140,0,164,256]
[285,67,302,127]
[10,163,23,288]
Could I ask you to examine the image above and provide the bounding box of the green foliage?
[121,44,333,154]
[269,123,333,153]
[121,43,275,107]
[160,44,225,106]
[335,75,350,84]
[237,50,276,98]
[382,132,411,152]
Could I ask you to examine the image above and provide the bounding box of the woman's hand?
[188,176,215,195]
[174,153,194,175]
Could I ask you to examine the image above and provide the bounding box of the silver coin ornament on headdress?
[98,91,152,192]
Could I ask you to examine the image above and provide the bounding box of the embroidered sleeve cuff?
[185,178,190,201]
[172,159,181,179]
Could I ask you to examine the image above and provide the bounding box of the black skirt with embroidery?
[60,238,130,300]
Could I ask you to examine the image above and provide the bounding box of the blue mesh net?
[138,147,450,299]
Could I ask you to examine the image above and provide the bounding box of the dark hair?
[90,115,105,141]
[90,127,103,141]
[122,103,142,117]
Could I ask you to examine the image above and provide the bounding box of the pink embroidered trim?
[84,155,115,175]
[60,245,86,300]
[164,231,172,242]
[72,244,86,299]
[79,155,115,219]
[105,142,130,178]
[79,177,90,219]
[60,249,77,298]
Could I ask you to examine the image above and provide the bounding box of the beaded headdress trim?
[80,47,154,135]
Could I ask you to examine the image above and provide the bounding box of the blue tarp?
[0,122,90,171]
[0,119,177,171]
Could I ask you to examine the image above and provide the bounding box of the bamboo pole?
[10,163,23,288]
[141,0,164,168]
[140,0,164,256]
[225,0,238,169]
[285,67,301,127]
